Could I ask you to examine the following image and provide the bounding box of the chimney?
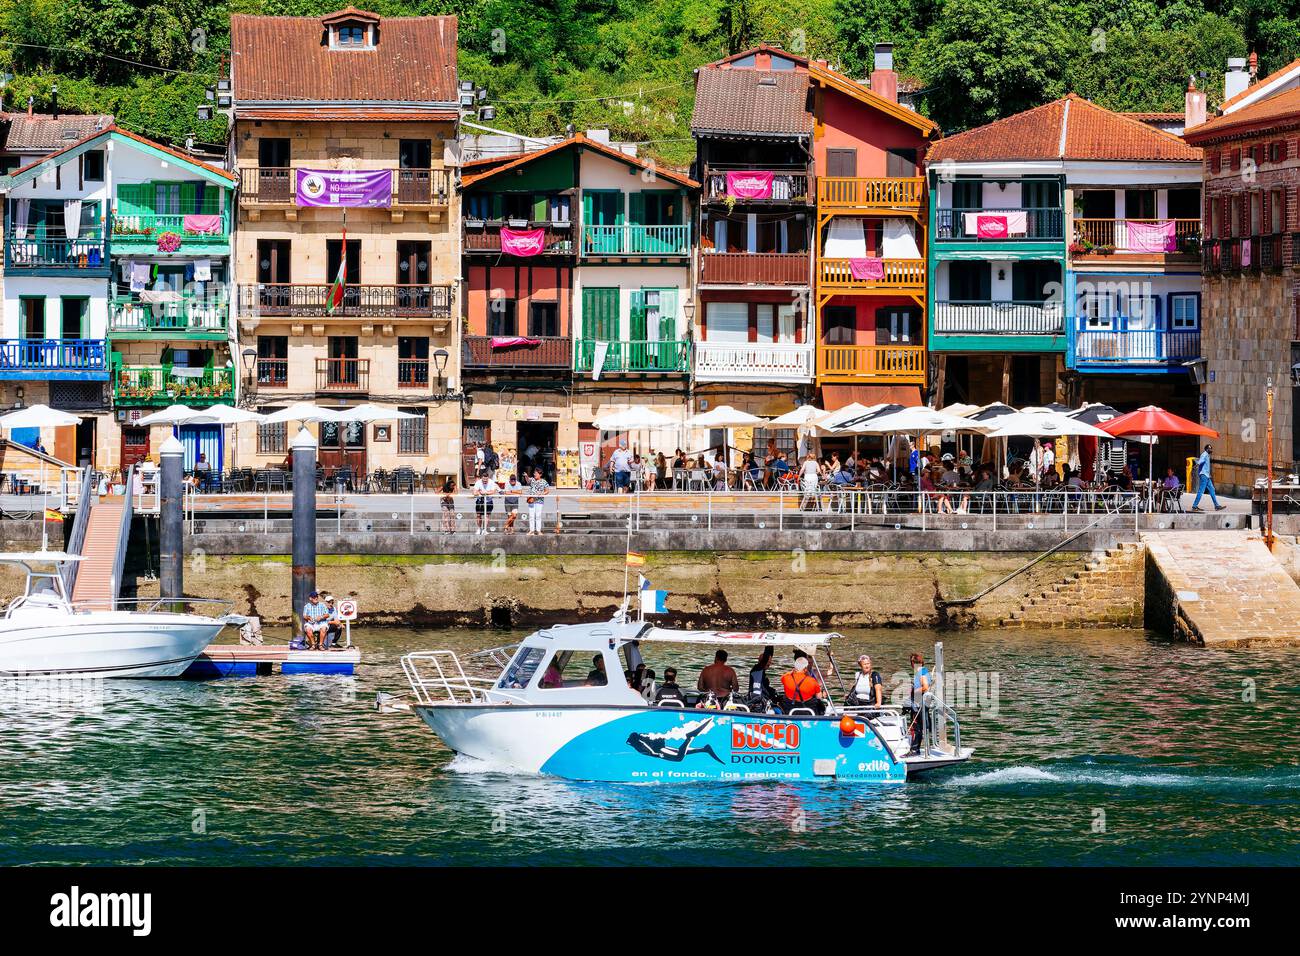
[51,82,58,121]
[26,94,33,117]
[1225,57,1250,101]
[870,42,898,103]
[1185,77,1206,130]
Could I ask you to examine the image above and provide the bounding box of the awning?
[821,384,922,411]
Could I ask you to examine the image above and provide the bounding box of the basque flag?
[639,574,667,615]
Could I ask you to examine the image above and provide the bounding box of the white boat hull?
[0,612,226,678]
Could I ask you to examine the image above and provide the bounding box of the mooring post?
[159,434,184,604]
[291,426,318,642]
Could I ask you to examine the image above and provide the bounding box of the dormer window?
[337,23,368,46]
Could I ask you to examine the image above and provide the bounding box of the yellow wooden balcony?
[817,343,927,384]
[817,177,924,214]
[817,257,925,294]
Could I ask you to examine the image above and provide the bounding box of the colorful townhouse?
[1,122,235,470]
[926,95,1202,422]
[230,9,461,477]
[1185,55,1300,492]
[458,133,695,484]
[689,43,936,449]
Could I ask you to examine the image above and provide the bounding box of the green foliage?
[0,0,1291,159]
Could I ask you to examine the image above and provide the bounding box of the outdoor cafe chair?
[391,468,417,494]
[588,465,611,493]
[367,469,390,494]
[686,468,708,492]
[741,469,762,492]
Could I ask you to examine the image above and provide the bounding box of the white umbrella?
[0,404,80,429]
[260,402,347,425]
[769,405,827,428]
[137,403,265,426]
[593,407,677,431]
[332,403,419,423]
[683,405,769,428]
[940,402,979,417]
[838,406,989,436]
[981,411,1111,440]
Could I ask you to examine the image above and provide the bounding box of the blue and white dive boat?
[397,620,972,783]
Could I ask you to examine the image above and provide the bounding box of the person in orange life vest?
[780,657,825,714]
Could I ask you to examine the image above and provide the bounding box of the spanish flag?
[44,509,63,521]
[625,551,646,567]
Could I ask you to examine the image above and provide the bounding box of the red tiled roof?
[1,112,113,152]
[461,133,696,189]
[1123,112,1183,122]
[237,108,457,122]
[7,125,235,183]
[928,95,1200,163]
[1184,86,1300,142]
[231,11,457,105]
[1219,58,1300,111]
[691,68,813,137]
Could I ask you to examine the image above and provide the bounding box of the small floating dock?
[184,644,360,678]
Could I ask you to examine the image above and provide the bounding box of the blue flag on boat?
[638,574,667,615]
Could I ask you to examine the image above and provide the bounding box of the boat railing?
[71,596,236,617]
[402,650,528,706]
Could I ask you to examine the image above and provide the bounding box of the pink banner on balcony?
[500,227,546,257]
[1125,219,1176,253]
[490,336,541,349]
[1241,237,1252,267]
[725,171,774,200]
[182,214,223,235]
[965,211,1028,238]
[849,257,885,280]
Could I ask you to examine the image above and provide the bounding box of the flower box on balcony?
[507,218,529,228]
[465,218,486,229]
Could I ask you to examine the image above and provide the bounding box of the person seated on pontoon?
[301,591,330,651]
[585,654,607,686]
[779,657,825,715]
[698,649,740,705]
[846,654,884,707]
[654,667,687,706]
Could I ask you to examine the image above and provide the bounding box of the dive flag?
[625,551,646,567]
[326,225,347,315]
[640,576,668,615]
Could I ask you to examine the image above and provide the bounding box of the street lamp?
[433,348,449,393]
[241,347,258,404]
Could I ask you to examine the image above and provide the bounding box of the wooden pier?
[184,644,360,678]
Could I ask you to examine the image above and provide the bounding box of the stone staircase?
[1143,530,1300,646]
[998,541,1145,629]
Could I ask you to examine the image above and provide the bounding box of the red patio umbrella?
[1098,406,1220,510]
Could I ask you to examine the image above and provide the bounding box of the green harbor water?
[1,626,1297,866]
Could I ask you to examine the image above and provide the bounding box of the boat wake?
[445,753,538,777]
[944,764,1300,790]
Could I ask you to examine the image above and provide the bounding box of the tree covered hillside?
[0,0,1295,166]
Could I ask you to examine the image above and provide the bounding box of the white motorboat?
[0,552,243,678]
[397,620,973,783]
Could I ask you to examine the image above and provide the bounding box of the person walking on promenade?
[1191,444,1227,512]
[526,467,549,536]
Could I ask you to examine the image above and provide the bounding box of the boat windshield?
[497,647,545,689]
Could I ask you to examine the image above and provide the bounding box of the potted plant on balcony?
[156,231,181,253]
[507,217,529,229]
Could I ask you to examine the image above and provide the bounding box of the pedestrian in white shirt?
[472,470,499,535]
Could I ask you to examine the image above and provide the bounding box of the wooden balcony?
[702,165,812,204]
[462,335,573,370]
[111,211,230,248]
[398,359,430,389]
[238,167,450,206]
[113,366,235,407]
[1072,219,1201,257]
[817,177,924,214]
[817,257,925,294]
[935,208,1064,241]
[817,344,926,384]
[238,284,452,319]
[464,222,575,256]
[315,358,369,393]
[0,339,109,381]
[110,296,229,340]
[699,252,808,286]
[694,342,813,384]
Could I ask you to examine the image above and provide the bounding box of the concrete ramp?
[1143,530,1300,647]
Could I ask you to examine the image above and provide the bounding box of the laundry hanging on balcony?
[882,219,921,258]
[824,217,867,257]
[130,262,151,293]
[63,200,82,240]
[964,211,1027,238]
[183,214,223,235]
[501,227,545,257]
[1124,220,1176,253]
[13,199,29,239]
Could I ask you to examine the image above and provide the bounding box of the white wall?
[2,276,109,339]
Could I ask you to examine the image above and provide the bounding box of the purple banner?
[295,168,392,208]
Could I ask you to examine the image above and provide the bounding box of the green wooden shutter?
[658,288,678,342]
[532,193,548,222]
[582,191,594,224]
[116,184,146,218]
[180,182,198,215]
[615,191,626,226]
[491,193,503,220]
[629,290,647,340]
[628,191,644,225]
